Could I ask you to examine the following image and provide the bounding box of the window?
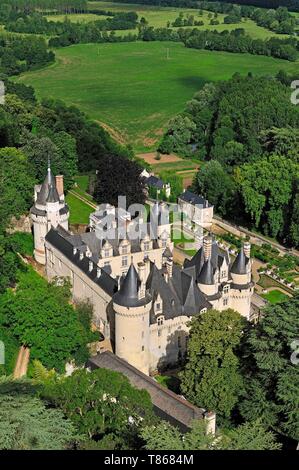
[142,331,144,338]
[144,242,150,251]
[122,256,128,268]
[156,302,161,311]
[141,346,144,352]
[158,330,161,337]
[223,298,228,306]
[162,240,167,248]
[200,308,207,314]
[223,285,229,294]
[221,270,227,278]
[157,316,164,326]
[104,249,110,258]
[122,246,128,255]
[104,261,110,267]
[178,336,181,348]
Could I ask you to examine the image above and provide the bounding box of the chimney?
[204,411,216,436]
[166,257,173,279]
[55,175,64,198]
[203,235,212,261]
[243,241,251,259]
[138,262,146,299]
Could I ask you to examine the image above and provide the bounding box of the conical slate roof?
[47,182,60,203]
[231,247,247,275]
[36,167,59,205]
[198,258,214,285]
[113,263,141,307]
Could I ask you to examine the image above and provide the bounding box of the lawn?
[261,289,289,304]
[15,42,298,151]
[66,192,94,224]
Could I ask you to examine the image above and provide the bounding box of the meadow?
[87,1,291,40]
[15,41,299,151]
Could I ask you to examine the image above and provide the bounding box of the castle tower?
[30,162,69,265]
[230,244,253,319]
[113,262,152,375]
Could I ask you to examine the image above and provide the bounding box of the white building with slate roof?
[31,168,254,375]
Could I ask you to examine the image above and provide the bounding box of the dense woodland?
[160,72,299,247]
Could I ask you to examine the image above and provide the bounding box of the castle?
[31,166,254,375]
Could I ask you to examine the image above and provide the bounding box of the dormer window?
[157,316,164,326]
[104,249,110,258]
[73,247,77,256]
[122,246,128,255]
[223,285,229,294]
[200,308,207,314]
[144,241,150,251]
[221,270,227,278]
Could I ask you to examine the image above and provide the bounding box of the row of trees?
[0,0,87,14]
[6,11,139,36]
[182,28,298,61]
[160,74,299,247]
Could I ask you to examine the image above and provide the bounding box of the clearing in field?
[15,41,299,151]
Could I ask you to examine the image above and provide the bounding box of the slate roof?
[146,262,211,322]
[146,175,164,189]
[36,168,59,205]
[179,190,212,208]
[231,247,249,275]
[113,263,151,307]
[45,227,118,296]
[87,351,206,432]
[198,258,214,285]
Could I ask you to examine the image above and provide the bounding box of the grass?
[14,41,299,151]
[258,274,294,296]
[261,289,289,304]
[65,192,94,224]
[88,2,291,40]
[46,13,108,23]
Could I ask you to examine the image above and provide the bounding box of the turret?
[230,244,251,286]
[30,162,69,265]
[113,261,152,375]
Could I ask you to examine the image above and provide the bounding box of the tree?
[0,267,95,372]
[42,368,154,442]
[0,147,35,231]
[180,309,246,424]
[93,153,146,208]
[0,378,78,450]
[260,127,299,161]
[193,160,236,216]
[239,296,299,441]
[141,418,281,450]
[237,155,298,238]
[289,193,299,248]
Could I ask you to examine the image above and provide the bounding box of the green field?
[66,192,94,224]
[261,289,290,304]
[88,1,291,39]
[47,13,109,23]
[15,41,298,151]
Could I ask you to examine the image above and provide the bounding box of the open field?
[88,1,292,39]
[47,13,109,22]
[15,41,299,151]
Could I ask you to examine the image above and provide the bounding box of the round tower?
[30,163,69,265]
[230,244,253,319]
[113,262,152,375]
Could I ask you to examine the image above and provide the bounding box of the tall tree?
[93,153,146,208]
[239,295,299,441]
[180,309,246,424]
